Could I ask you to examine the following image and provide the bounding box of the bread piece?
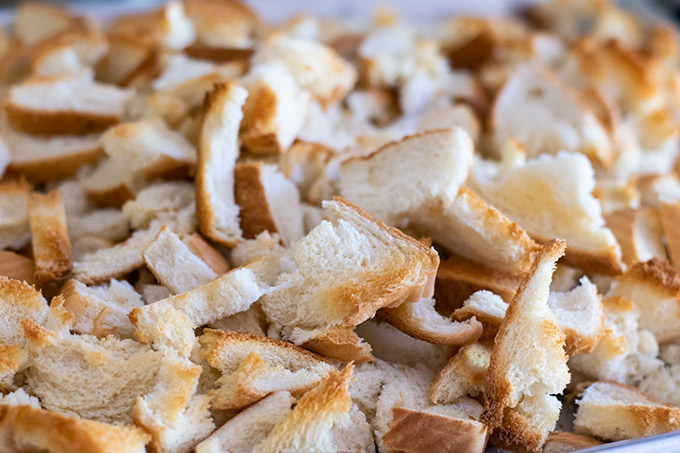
[0,180,31,250]
[606,207,666,266]
[607,258,680,342]
[79,158,143,208]
[196,82,247,246]
[482,240,570,453]
[0,134,11,178]
[379,297,482,346]
[573,381,680,441]
[451,290,508,342]
[240,63,310,153]
[492,65,611,166]
[472,151,623,275]
[60,279,143,338]
[195,391,295,453]
[659,201,680,270]
[0,276,48,346]
[230,231,285,267]
[13,3,78,46]
[338,128,473,226]
[5,78,132,136]
[122,181,195,230]
[184,0,261,48]
[95,33,155,85]
[234,161,304,246]
[0,251,34,284]
[252,35,357,107]
[261,198,439,339]
[0,404,150,453]
[102,118,196,178]
[0,388,40,407]
[28,190,72,284]
[543,431,602,453]
[208,303,266,335]
[278,141,334,203]
[290,325,374,363]
[430,342,492,405]
[143,226,217,294]
[183,233,230,275]
[199,329,333,410]
[68,209,129,242]
[141,284,172,304]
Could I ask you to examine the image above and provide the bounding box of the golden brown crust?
[0,251,35,285]
[0,344,26,389]
[183,44,254,63]
[605,208,640,266]
[84,182,136,209]
[234,161,279,239]
[8,146,104,184]
[625,257,680,294]
[183,233,230,275]
[299,326,374,364]
[4,103,120,137]
[28,190,72,284]
[382,407,489,453]
[240,85,283,154]
[543,431,602,453]
[534,237,623,276]
[659,202,680,270]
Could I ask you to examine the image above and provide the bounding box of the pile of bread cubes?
[3,0,680,452]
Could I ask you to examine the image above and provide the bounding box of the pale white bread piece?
[208,303,266,336]
[2,121,103,183]
[195,391,295,453]
[13,3,78,46]
[4,78,133,136]
[430,342,492,405]
[240,62,310,153]
[0,404,150,453]
[196,81,247,246]
[30,44,90,80]
[234,161,304,246]
[182,233,230,275]
[122,181,195,230]
[416,103,481,144]
[0,180,31,250]
[71,236,113,260]
[451,290,509,342]
[301,203,325,233]
[472,151,623,275]
[492,64,612,167]
[95,33,154,86]
[548,276,605,355]
[607,258,680,342]
[131,353,214,453]
[126,92,190,130]
[379,297,482,346]
[143,226,217,294]
[102,118,196,179]
[141,284,172,304]
[605,207,666,266]
[60,279,143,338]
[278,141,334,203]
[230,231,285,267]
[573,381,680,441]
[338,128,474,227]
[252,34,357,107]
[28,189,72,284]
[543,431,603,453]
[157,1,196,51]
[130,257,280,354]
[411,185,539,275]
[482,240,570,453]
[184,0,261,48]
[260,198,439,338]
[569,295,661,384]
[289,325,374,364]
[68,209,129,242]
[0,251,35,285]
[0,388,40,408]
[198,329,333,410]
[79,158,144,208]
[0,343,27,391]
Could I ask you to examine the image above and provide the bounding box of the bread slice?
[196,82,247,246]
[252,35,357,107]
[430,342,492,405]
[482,240,570,453]
[102,118,196,179]
[260,198,439,339]
[607,258,680,342]
[573,381,680,441]
[240,63,310,153]
[121,181,195,230]
[5,78,132,136]
[289,325,374,363]
[60,279,143,338]
[0,180,31,250]
[542,431,602,453]
[0,404,150,453]
[13,2,78,46]
[379,297,482,346]
[0,251,35,284]
[605,207,666,266]
[472,151,623,275]
[492,65,611,167]
[234,161,304,246]
[184,0,260,48]
[79,158,143,208]
[451,290,509,342]
[199,329,333,410]
[182,233,230,275]
[143,226,217,294]
[195,391,295,453]
[338,128,473,226]
[28,189,72,284]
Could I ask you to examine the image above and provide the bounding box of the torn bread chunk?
[605,207,666,266]
[451,290,509,342]
[68,208,129,242]
[199,329,333,411]
[102,118,196,178]
[234,161,304,246]
[0,276,49,347]
[122,181,195,230]
[184,0,261,48]
[230,231,285,267]
[79,158,144,208]
[260,198,439,340]
[182,233,230,275]
[573,381,680,441]
[472,151,623,275]
[208,303,266,336]
[143,226,217,294]
[196,82,247,246]
[4,78,132,136]
[543,431,603,453]
[13,3,79,46]
[290,325,374,363]
[482,240,570,453]
[60,279,143,338]
[0,180,31,250]
[430,342,492,405]
[28,189,72,284]
[0,251,34,284]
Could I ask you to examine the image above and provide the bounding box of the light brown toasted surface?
[298,326,374,363]
[0,251,34,284]
[543,431,602,453]
[27,190,72,284]
[234,161,279,239]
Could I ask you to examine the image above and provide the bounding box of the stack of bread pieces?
[3,1,680,452]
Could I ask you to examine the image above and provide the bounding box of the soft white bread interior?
[230,231,285,267]
[430,342,492,405]
[0,180,31,250]
[450,290,509,342]
[122,181,195,230]
[0,276,49,346]
[13,3,78,46]
[184,0,260,48]
[79,157,143,208]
